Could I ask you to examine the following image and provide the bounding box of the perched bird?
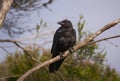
[49,19,76,73]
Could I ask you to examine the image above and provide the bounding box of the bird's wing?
[73,29,76,44]
[51,27,65,54]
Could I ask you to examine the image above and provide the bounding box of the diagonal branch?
[106,40,119,47]
[0,46,11,54]
[87,34,120,45]
[14,42,41,64]
[0,74,21,81]
[17,18,120,81]
[0,39,40,64]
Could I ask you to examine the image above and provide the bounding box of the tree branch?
[88,34,120,45]
[17,18,120,81]
[0,0,13,28]
[0,39,40,64]
[0,74,21,81]
[14,42,41,64]
[0,39,18,42]
[0,46,11,54]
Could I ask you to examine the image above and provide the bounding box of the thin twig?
[87,34,120,45]
[0,74,21,80]
[107,40,119,47]
[0,39,18,42]
[0,39,41,64]
[14,42,41,64]
[0,47,11,54]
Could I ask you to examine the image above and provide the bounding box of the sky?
[37,0,120,72]
[0,0,120,72]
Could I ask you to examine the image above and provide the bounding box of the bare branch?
[88,34,120,45]
[0,47,11,54]
[0,0,13,28]
[0,39,40,64]
[0,39,18,42]
[17,18,120,81]
[14,42,41,64]
[0,74,21,80]
[107,40,119,47]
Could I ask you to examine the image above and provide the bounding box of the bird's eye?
[64,21,67,24]
[63,20,66,22]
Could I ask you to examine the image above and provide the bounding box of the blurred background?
[0,0,120,80]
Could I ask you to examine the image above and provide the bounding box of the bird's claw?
[59,52,64,59]
[69,47,74,54]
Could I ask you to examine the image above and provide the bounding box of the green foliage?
[36,19,47,33]
[0,51,118,81]
[77,15,86,41]
[76,16,106,65]
[0,48,120,81]
[0,49,51,81]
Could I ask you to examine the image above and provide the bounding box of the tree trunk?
[0,0,13,28]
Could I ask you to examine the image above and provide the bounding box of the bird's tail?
[49,58,65,73]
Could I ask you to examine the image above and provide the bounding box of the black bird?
[49,19,76,73]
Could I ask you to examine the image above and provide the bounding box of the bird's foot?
[69,47,74,54]
[59,52,64,59]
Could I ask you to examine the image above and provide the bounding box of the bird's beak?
[57,21,64,25]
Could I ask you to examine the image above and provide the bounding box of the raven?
[49,19,76,73]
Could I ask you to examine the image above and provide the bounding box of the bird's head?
[58,19,73,27]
